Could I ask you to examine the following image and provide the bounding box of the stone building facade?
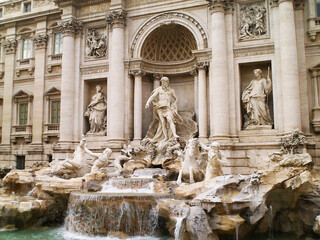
[0,0,319,173]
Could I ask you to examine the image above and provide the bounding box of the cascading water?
[268,205,273,240]
[66,192,164,236]
[100,178,156,194]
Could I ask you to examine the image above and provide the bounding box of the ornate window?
[23,2,31,13]
[141,24,197,62]
[18,102,28,126]
[54,33,63,55]
[22,38,32,59]
[43,87,60,142]
[50,100,60,124]
[11,90,33,144]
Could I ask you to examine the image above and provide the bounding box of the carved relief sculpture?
[242,68,272,129]
[145,76,183,142]
[84,85,107,134]
[86,29,107,58]
[239,2,267,41]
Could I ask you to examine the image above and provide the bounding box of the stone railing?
[43,123,60,143]
[11,125,32,143]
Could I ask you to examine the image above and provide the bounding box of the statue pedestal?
[245,125,272,131]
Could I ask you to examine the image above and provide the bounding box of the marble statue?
[85,85,107,134]
[50,138,90,178]
[177,138,204,184]
[242,68,272,129]
[200,141,224,180]
[145,76,183,142]
[86,29,107,58]
[85,147,112,174]
[239,3,267,40]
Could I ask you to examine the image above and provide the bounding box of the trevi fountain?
[1,77,320,240]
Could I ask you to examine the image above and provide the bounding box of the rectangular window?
[16,156,25,170]
[51,100,60,124]
[19,103,28,126]
[0,8,3,18]
[317,0,320,17]
[23,2,31,12]
[54,33,63,55]
[22,38,32,59]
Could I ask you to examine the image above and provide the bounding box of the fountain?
[0,82,319,240]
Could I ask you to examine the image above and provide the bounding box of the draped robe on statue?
[146,87,183,142]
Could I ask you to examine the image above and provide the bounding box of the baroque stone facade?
[0,0,319,172]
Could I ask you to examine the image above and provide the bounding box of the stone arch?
[130,12,209,58]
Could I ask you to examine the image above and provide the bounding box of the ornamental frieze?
[238,1,268,41]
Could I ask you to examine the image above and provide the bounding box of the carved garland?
[130,12,209,58]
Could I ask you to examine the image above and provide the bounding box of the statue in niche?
[200,141,225,180]
[239,3,267,40]
[145,76,183,142]
[86,29,107,58]
[85,85,107,134]
[242,68,272,129]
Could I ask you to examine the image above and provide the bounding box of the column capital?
[58,19,83,37]
[106,10,127,29]
[271,0,305,9]
[153,73,163,80]
[190,69,198,76]
[207,0,232,13]
[129,69,146,77]
[196,61,210,69]
[33,34,48,49]
[2,39,17,55]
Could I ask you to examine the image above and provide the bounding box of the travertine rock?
[313,215,320,235]
[210,214,245,234]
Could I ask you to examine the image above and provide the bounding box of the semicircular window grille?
[141,24,197,62]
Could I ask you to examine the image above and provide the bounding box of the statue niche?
[85,85,107,135]
[241,68,273,129]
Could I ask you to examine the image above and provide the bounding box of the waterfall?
[235,225,239,240]
[100,179,155,194]
[268,205,273,240]
[66,192,163,237]
[171,203,189,240]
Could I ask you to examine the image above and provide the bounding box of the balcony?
[16,58,35,77]
[11,125,32,144]
[43,123,60,143]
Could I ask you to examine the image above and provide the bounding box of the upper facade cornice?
[53,0,109,8]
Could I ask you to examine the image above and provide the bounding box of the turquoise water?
[0,227,173,240]
[0,228,303,240]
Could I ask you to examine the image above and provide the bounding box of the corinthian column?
[278,0,301,132]
[58,19,83,143]
[1,39,17,145]
[207,0,230,139]
[106,10,126,142]
[130,70,145,141]
[32,33,47,144]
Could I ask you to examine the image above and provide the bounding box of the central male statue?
[145,76,183,142]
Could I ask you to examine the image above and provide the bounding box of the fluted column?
[58,19,83,143]
[197,61,209,138]
[278,0,301,132]
[106,10,126,141]
[32,33,47,144]
[1,39,17,145]
[207,0,230,139]
[131,70,145,141]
